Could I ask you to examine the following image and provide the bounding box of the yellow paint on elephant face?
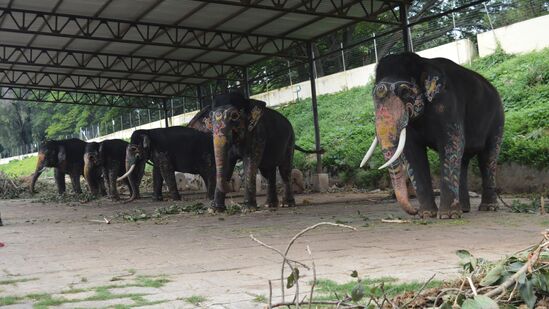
[213,135,227,147]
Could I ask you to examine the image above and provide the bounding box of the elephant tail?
[294,145,325,154]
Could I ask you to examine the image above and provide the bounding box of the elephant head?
[117,130,149,200]
[360,53,444,215]
[190,92,265,194]
[83,142,103,196]
[31,140,66,193]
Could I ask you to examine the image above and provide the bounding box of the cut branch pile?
[0,172,24,199]
[252,225,549,309]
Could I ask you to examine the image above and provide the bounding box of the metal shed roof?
[0,0,407,108]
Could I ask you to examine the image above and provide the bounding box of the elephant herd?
[28,52,505,219]
[30,92,320,213]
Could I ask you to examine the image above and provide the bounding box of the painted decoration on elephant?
[248,106,263,131]
[425,75,441,102]
[443,123,464,198]
[487,127,504,185]
[203,116,213,131]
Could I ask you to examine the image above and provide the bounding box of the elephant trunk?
[375,94,417,215]
[30,153,46,193]
[83,153,100,196]
[213,134,232,193]
[124,154,144,200]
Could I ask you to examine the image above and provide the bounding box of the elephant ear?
[247,99,266,132]
[58,145,66,164]
[188,105,213,133]
[421,63,445,103]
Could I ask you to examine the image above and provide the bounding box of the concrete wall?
[478,14,549,57]
[417,38,477,65]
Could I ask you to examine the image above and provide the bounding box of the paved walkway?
[0,192,545,308]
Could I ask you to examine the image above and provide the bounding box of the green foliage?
[184,295,207,306]
[0,156,44,177]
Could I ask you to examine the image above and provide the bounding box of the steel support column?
[196,85,203,109]
[243,67,250,98]
[163,99,169,128]
[399,3,412,52]
[307,41,322,174]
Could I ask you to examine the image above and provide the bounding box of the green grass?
[252,294,267,303]
[313,276,443,303]
[0,277,39,285]
[0,156,42,177]
[184,295,207,306]
[0,295,23,306]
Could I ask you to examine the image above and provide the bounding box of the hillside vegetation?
[279,48,549,187]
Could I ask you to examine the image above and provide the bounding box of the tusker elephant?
[360,53,504,219]
[84,139,130,200]
[31,138,87,195]
[118,127,216,202]
[189,92,321,212]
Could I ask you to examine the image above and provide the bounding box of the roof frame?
[0,44,244,81]
[0,7,308,59]
[0,85,167,109]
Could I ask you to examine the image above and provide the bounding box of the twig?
[381,219,410,224]
[507,280,519,302]
[270,301,364,308]
[250,234,310,270]
[433,288,461,307]
[268,280,273,309]
[467,276,477,296]
[306,245,316,309]
[280,222,356,302]
[399,273,436,308]
[485,240,545,297]
[541,196,545,215]
[453,279,466,307]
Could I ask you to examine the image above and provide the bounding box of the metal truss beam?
[0,68,195,97]
[193,0,402,25]
[0,44,244,82]
[0,85,169,109]
[0,7,307,59]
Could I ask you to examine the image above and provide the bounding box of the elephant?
[360,52,504,219]
[31,138,88,195]
[117,127,216,202]
[188,92,321,212]
[84,139,131,200]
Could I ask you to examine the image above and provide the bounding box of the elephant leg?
[69,170,82,194]
[157,153,180,201]
[260,167,278,208]
[152,163,163,201]
[54,168,66,195]
[108,167,120,201]
[403,139,437,218]
[460,155,473,213]
[201,170,215,201]
[243,156,260,210]
[438,123,465,219]
[478,128,503,211]
[278,160,295,207]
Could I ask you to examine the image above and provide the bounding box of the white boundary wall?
[478,14,549,57]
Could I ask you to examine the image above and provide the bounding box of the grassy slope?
[279,49,549,187]
[0,156,40,177]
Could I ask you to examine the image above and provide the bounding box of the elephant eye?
[230,110,240,121]
[214,111,223,121]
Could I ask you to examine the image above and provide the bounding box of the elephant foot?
[281,199,296,208]
[152,195,163,202]
[243,204,259,213]
[264,201,279,209]
[170,195,181,201]
[417,210,437,219]
[437,209,462,219]
[478,203,498,211]
[208,206,226,214]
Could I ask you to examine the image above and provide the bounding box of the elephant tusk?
[379,128,406,170]
[37,166,47,174]
[117,164,136,182]
[359,137,378,168]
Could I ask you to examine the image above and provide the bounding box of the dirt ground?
[0,191,547,308]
